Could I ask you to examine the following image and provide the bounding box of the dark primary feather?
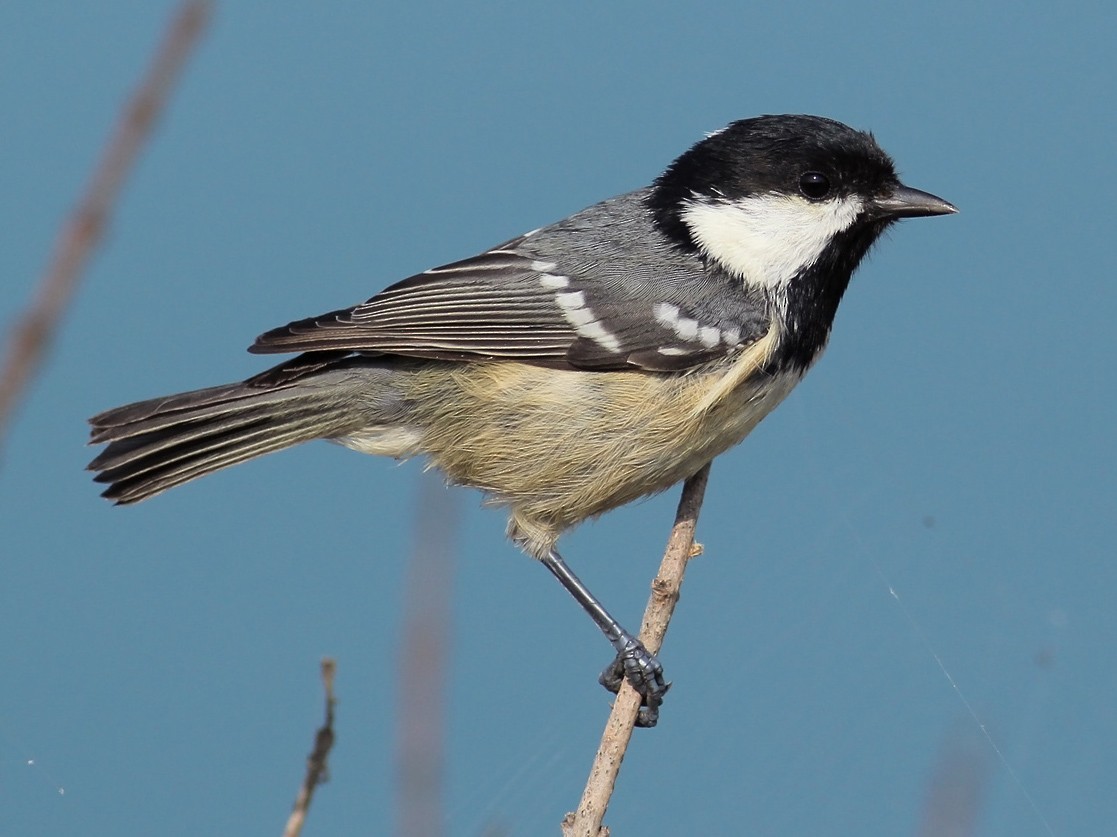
[250,190,772,373]
[251,241,576,362]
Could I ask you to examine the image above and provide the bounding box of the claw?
[598,638,670,727]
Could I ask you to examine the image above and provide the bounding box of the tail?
[88,353,404,504]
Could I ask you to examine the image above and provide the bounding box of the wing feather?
[250,199,770,371]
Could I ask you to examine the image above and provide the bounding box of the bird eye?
[799,171,831,200]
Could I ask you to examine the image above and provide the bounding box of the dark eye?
[799,171,831,200]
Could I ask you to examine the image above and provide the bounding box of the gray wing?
[250,190,772,372]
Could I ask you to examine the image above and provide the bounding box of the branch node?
[650,576,680,607]
[562,812,610,836]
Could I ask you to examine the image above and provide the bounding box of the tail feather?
[89,383,299,444]
[88,358,401,503]
[95,416,324,503]
[89,393,317,471]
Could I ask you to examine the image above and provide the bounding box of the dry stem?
[282,658,338,837]
[396,474,460,837]
[0,0,210,446]
[563,463,711,837]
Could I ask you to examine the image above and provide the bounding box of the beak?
[873,184,957,219]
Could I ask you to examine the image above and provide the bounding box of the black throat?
[769,218,892,374]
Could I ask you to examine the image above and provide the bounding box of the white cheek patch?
[681,193,863,291]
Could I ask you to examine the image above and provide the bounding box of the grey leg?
[540,548,669,727]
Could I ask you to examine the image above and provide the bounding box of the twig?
[396,473,460,837]
[917,725,990,837]
[563,463,712,837]
[0,0,210,447]
[282,658,338,837]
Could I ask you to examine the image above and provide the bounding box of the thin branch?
[918,724,990,837]
[563,463,712,837]
[0,0,211,447]
[282,658,338,837]
[396,473,460,837]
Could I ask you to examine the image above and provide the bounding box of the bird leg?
[539,548,669,727]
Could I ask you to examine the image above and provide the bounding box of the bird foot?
[598,638,671,727]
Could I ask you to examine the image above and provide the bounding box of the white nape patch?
[539,272,569,289]
[553,289,621,352]
[681,193,863,290]
[532,260,558,273]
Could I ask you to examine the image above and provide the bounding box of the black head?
[648,114,953,253]
[646,115,955,372]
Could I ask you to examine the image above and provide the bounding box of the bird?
[88,114,956,726]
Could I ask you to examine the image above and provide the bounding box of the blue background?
[3,3,1114,835]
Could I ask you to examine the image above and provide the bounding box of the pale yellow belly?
[387,328,799,556]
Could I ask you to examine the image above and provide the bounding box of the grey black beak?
[874,184,957,219]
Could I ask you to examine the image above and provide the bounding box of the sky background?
[3,3,1115,835]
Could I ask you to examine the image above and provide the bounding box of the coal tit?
[89,114,955,726]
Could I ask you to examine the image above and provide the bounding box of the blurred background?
[3,2,1114,834]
